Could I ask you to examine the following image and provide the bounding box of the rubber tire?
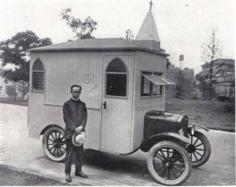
[42,126,66,162]
[190,131,211,167]
[146,141,192,186]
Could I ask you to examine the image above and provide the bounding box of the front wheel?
[146,141,192,186]
[188,131,211,167]
[42,126,66,162]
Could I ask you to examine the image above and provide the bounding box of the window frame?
[140,71,163,97]
[105,58,128,98]
[31,58,45,93]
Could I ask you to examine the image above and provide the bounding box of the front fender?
[40,124,64,136]
[189,123,209,136]
[140,132,190,152]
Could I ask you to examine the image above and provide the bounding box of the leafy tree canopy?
[61,8,97,39]
[0,30,52,82]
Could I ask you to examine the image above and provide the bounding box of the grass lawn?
[0,97,234,132]
[166,98,235,132]
[0,97,28,106]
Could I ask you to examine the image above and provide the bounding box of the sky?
[0,0,235,73]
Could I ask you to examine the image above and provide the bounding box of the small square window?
[106,74,127,96]
[141,72,163,97]
[106,58,128,97]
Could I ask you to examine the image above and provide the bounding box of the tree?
[5,85,17,100]
[175,70,185,99]
[0,31,52,97]
[166,65,195,99]
[200,27,222,99]
[196,73,216,99]
[17,80,29,99]
[61,8,97,39]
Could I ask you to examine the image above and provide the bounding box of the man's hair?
[70,84,82,92]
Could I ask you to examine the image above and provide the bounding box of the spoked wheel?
[188,131,211,167]
[147,141,191,186]
[42,126,66,162]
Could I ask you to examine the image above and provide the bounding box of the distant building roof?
[213,58,235,65]
[30,38,168,56]
[201,58,235,68]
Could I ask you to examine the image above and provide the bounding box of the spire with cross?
[136,0,160,45]
[149,0,153,11]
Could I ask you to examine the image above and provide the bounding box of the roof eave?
[30,47,169,56]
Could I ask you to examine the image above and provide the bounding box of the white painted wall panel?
[28,54,45,138]
[28,93,45,138]
[28,52,102,150]
[44,52,102,109]
[132,52,167,148]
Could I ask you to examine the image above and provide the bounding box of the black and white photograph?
[0,0,235,185]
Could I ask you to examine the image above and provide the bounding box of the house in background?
[0,62,22,99]
[200,58,235,99]
[0,63,14,98]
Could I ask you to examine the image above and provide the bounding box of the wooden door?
[101,56,134,154]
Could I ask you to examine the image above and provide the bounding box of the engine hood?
[146,110,185,123]
[144,110,189,139]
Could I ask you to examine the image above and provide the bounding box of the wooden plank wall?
[132,51,167,149]
[28,54,45,138]
[28,52,102,150]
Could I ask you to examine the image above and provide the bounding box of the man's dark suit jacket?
[63,99,87,139]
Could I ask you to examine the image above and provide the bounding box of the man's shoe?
[65,174,72,183]
[75,171,88,178]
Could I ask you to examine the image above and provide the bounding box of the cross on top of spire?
[149,0,153,11]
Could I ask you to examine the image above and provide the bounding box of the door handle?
[102,101,107,109]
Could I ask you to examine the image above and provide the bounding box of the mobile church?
[29,3,211,185]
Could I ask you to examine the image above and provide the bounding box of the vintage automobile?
[41,110,211,186]
[28,4,211,185]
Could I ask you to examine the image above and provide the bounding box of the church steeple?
[135,1,161,50]
[149,0,153,11]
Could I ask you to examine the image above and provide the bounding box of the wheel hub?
[187,145,196,153]
[53,139,63,148]
[164,162,171,168]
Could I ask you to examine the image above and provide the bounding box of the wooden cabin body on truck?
[28,38,172,154]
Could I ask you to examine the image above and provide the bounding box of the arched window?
[106,58,127,97]
[32,59,44,92]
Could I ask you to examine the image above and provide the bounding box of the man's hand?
[75,126,83,133]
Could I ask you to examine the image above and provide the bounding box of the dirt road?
[0,165,64,185]
[0,104,235,185]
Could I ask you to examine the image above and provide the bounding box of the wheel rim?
[46,130,66,158]
[153,147,186,180]
[189,135,205,163]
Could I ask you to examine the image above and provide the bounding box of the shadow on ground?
[84,150,148,174]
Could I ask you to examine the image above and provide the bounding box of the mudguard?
[188,123,209,136]
[140,132,191,152]
[40,124,64,136]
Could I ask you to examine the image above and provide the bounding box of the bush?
[6,85,17,99]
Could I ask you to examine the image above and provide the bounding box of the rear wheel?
[188,131,211,167]
[42,126,66,162]
[146,141,192,186]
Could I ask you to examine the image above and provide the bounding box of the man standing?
[63,84,88,183]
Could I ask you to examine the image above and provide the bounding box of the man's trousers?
[65,139,84,175]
